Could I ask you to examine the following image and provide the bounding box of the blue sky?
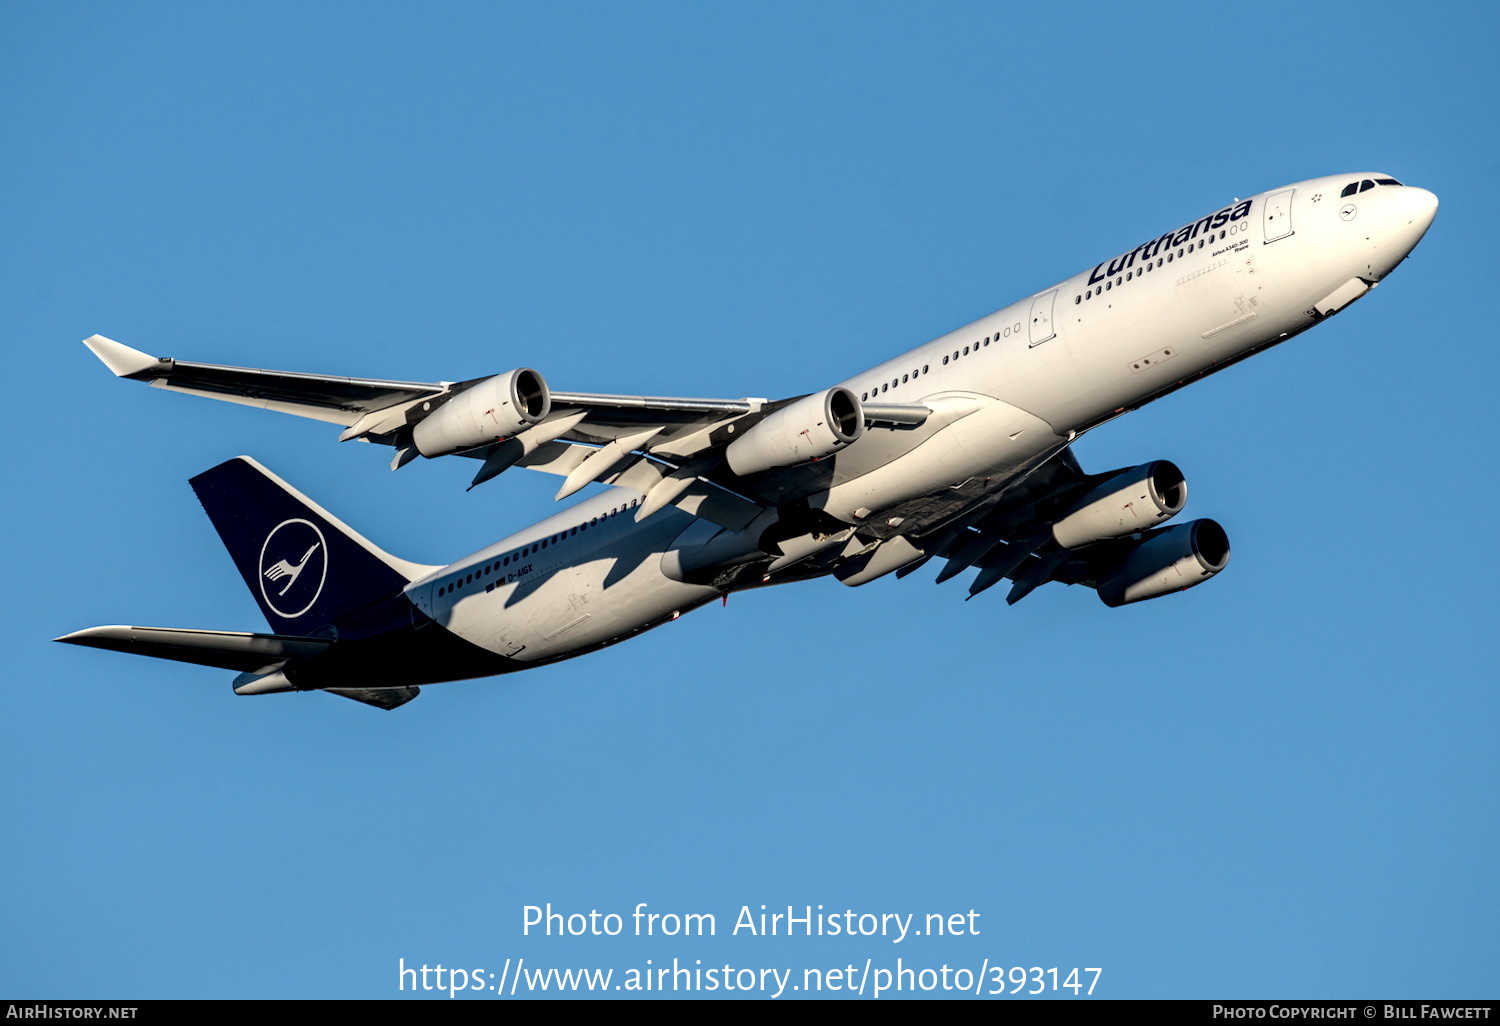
[4,0,1495,1000]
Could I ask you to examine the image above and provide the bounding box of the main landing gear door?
[1028,289,1058,347]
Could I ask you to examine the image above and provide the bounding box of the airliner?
[58,173,1438,709]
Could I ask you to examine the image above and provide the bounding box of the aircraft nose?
[1371,186,1438,270]
[1399,186,1439,237]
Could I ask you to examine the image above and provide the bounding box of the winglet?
[83,334,165,378]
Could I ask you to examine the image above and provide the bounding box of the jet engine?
[1095,518,1230,607]
[412,369,551,458]
[1051,460,1187,549]
[724,387,864,477]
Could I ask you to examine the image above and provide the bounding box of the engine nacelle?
[1051,460,1187,549]
[412,368,551,458]
[725,387,863,477]
[1095,518,1230,607]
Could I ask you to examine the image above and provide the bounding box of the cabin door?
[1263,189,1295,243]
[1028,290,1058,347]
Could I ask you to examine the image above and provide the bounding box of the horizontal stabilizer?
[55,625,332,673]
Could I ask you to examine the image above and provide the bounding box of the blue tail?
[189,456,434,636]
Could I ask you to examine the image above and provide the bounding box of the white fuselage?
[411,173,1437,668]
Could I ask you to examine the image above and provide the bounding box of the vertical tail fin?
[189,456,436,636]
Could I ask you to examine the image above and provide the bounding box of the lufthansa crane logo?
[258,518,328,619]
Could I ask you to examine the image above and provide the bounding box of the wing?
[807,450,1228,607]
[84,334,446,426]
[84,335,930,531]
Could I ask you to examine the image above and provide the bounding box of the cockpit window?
[1341,177,1404,198]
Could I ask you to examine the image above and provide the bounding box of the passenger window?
[942,355,949,364]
